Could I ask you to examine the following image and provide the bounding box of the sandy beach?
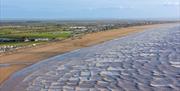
[0,23,173,84]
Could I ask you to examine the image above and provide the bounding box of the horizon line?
[1,17,180,21]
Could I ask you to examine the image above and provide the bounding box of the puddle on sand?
[0,64,11,67]
[0,63,32,68]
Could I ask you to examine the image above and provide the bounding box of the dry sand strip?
[0,23,174,84]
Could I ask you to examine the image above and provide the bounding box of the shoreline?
[0,23,176,85]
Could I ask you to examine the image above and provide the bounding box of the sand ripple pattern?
[18,25,180,91]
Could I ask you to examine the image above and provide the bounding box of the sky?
[0,0,180,20]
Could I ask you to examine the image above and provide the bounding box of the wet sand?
[0,23,174,84]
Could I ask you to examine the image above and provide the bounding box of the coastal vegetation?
[0,25,72,47]
[0,20,178,53]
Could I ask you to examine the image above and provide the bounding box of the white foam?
[150,83,170,87]
[171,64,180,68]
[169,61,180,65]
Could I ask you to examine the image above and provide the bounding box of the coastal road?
[1,24,180,91]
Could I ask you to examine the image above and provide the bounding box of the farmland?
[0,24,73,49]
[0,26,72,39]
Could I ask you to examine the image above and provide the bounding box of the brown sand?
[0,23,173,84]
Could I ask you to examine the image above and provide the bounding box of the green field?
[0,26,72,39]
[0,25,73,46]
[0,31,72,39]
